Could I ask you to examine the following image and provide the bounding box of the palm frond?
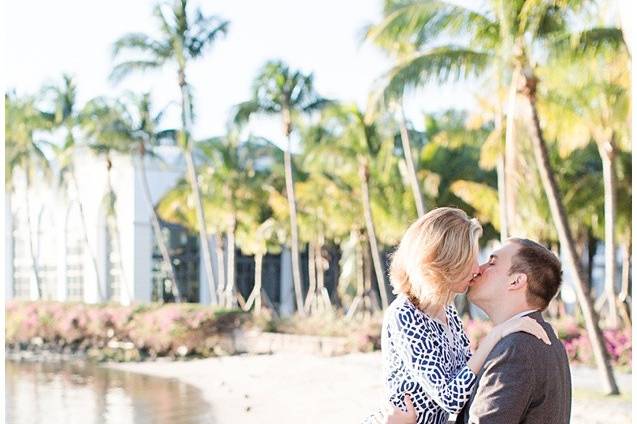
[367,0,498,54]
[376,46,493,106]
[109,60,164,84]
[187,17,229,58]
[548,27,627,59]
[232,100,261,126]
[112,33,171,61]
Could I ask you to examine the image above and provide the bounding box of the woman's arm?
[467,316,550,374]
[392,308,476,415]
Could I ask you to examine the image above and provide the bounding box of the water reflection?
[6,360,214,424]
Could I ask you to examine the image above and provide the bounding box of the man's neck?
[481,302,537,325]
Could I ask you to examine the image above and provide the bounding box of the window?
[12,210,31,299]
[151,221,200,303]
[66,203,85,301]
[105,217,122,302]
[37,208,57,300]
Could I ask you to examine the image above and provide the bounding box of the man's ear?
[508,273,528,291]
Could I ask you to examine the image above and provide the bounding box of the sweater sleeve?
[390,305,477,414]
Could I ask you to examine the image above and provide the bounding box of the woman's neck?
[407,293,448,324]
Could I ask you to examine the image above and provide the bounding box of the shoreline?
[106,352,632,424]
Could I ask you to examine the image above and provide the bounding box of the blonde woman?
[364,207,549,424]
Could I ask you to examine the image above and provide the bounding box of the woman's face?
[450,255,480,294]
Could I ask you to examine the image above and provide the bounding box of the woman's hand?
[495,316,551,345]
[468,315,550,374]
[385,394,417,424]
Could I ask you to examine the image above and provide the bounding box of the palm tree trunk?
[244,253,264,314]
[137,154,182,302]
[104,157,130,303]
[587,231,597,286]
[397,104,425,217]
[597,137,619,328]
[305,241,317,313]
[23,171,43,299]
[496,156,509,241]
[283,126,305,315]
[183,139,217,304]
[494,84,509,241]
[69,170,104,301]
[224,217,237,308]
[215,232,226,303]
[254,253,263,314]
[315,235,331,311]
[179,69,217,304]
[618,239,631,325]
[522,73,620,395]
[358,159,388,309]
[504,69,520,234]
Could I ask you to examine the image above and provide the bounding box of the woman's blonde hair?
[390,207,482,309]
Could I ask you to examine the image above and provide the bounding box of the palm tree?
[234,60,329,315]
[110,0,229,304]
[303,104,393,309]
[116,92,184,302]
[365,0,622,394]
[41,74,105,301]
[295,173,346,315]
[5,92,52,299]
[366,90,426,218]
[363,0,552,235]
[196,131,276,307]
[515,14,626,395]
[80,96,134,302]
[538,46,630,328]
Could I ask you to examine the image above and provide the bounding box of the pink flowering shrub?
[6,301,247,360]
[6,301,631,369]
[553,317,632,371]
[464,316,632,371]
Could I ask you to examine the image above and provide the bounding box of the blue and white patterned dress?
[366,294,476,424]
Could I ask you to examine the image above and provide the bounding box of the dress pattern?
[365,295,476,424]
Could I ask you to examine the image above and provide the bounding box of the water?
[5,360,214,424]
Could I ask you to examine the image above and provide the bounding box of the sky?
[5,0,477,148]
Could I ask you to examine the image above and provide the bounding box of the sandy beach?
[109,352,632,423]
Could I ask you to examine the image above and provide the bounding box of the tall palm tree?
[110,0,229,304]
[234,60,329,315]
[117,92,183,302]
[365,0,622,394]
[5,92,52,299]
[516,11,626,393]
[41,74,105,301]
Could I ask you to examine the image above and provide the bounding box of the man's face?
[467,242,520,306]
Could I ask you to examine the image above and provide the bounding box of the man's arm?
[466,335,535,424]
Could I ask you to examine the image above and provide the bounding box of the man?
[388,238,572,424]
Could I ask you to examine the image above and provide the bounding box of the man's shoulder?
[488,317,565,363]
[488,331,538,360]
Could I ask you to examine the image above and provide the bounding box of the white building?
[5,146,296,312]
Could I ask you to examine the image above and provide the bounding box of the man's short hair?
[508,238,562,310]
